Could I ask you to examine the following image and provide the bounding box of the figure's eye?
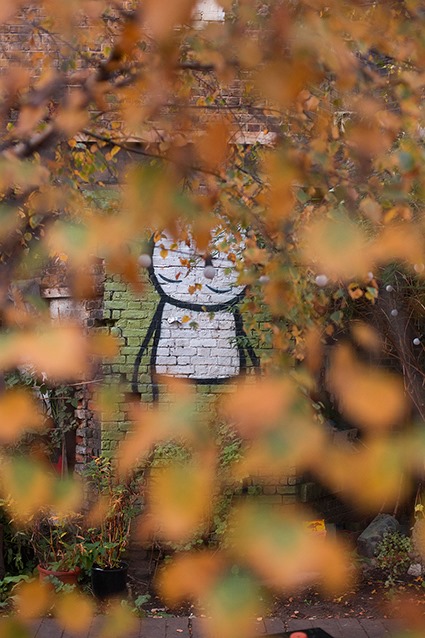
[158,273,182,284]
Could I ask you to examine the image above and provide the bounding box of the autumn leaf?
[327,344,407,431]
[15,580,52,620]
[300,213,371,280]
[227,503,352,594]
[98,600,138,638]
[55,591,94,634]
[313,438,409,511]
[140,455,216,542]
[157,551,225,605]
[0,457,53,522]
[0,389,44,444]
[143,0,198,41]
[0,326,88,380]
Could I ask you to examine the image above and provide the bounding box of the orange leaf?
[157,551,225,605]
[300,214,370,280]
[327,344,407,431]
[15,580,52,619]
[55,591,94,634]
[0,325,88,380]
[141,456,216,542]
[0,390,44,444]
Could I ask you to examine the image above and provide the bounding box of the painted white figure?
[194,0,225,21]
[132,230,259,401]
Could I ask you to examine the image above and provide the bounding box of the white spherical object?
[390,308,398,317]
[367,272,374,281]
[203,265,216,280]
[414,263,425,273]
[138,253,152,268]
[259,275,270,284]
[385,285,394,292]
[413,338,421,346]
[315,274,329,287]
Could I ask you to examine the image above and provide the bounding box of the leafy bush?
[82,457,144,569]
[0,503,35,575]
[30,511,84,571]
[0,575,32,610]
[375,531,413,588]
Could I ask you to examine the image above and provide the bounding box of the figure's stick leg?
[234,308,260,376]
[234,308,247,374]
[132,301,164,396]
[150,310,163,403]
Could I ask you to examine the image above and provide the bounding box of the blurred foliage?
[0,0,425,634]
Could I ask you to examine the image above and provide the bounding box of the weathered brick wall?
[39,257,354,522]
[40,258,104,473]
[101,260,263,455]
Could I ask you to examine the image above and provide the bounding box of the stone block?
[262,485,277,495]
[299,482,326,503]
[249,494,282,505]
[357,514,400,558]
[276,485,297,495]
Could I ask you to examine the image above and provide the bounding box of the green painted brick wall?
[101,272,269,456]
[99,274,357,523]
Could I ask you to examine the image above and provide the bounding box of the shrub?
[375,531,413,588]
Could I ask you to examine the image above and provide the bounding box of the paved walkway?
[27,616,406,638]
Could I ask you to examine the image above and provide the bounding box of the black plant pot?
[91,561,128,599]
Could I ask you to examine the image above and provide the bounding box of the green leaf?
[398,151,415,172]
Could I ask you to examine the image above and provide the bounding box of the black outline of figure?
[132,236,260,402]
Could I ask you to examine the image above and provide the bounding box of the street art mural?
[132,230,260,401]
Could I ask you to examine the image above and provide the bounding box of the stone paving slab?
[164,616,191,638]
[31,616,407,638]
[140,617,167,638]
[264,618,286,634]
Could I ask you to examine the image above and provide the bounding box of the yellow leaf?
[347,283,363,300]
[157,551,224,605]
[15,105,46,137]
[0,390,44,444]
[89,333,119,358]
[314,438,408,512]
[144,0,197,41]
[195,119,230,171]
[0,325,88,380]
[98,600,138,638]
[350,322,382,353]
[15,580,52,619]
[300,214,370,280]
[228,503,351,594]
[55,591,94,634]
[0,458,53,522]
[327,344,407,431]
[141,456,216,542]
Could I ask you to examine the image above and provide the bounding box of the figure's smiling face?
[151,230,245,306]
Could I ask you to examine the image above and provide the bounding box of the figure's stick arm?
[131,302,164,394]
